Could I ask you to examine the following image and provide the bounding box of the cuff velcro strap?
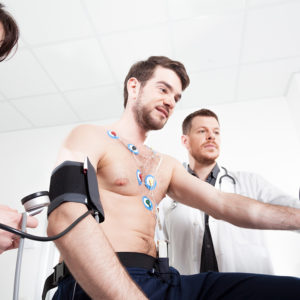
[47,158,104,222]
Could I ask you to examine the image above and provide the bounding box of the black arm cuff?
[47,158,104,223]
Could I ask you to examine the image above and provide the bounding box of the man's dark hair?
[182,108,219,135]
[123,56,190,107]
[0,3,19,62]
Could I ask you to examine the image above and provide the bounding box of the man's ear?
[181,135,189,150]
[127,77,140,101]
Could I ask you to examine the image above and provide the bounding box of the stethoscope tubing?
[219,167,236,186]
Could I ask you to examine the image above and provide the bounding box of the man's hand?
[0,204,38,254]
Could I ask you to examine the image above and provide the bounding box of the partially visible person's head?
[0,3,19,62]
[182,109,220,164]
[182,109,219,135]
[123,56,190,108]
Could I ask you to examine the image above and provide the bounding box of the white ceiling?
[1,0,300,133]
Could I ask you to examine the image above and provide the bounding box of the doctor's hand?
[0,204,38,254]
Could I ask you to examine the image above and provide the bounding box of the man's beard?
[192,149,219,166]
[133,93,167,131]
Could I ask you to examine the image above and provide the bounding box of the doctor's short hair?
[182,108,219,134]
[123,56,190,108]
[0,3,19,62]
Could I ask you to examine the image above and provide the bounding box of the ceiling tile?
[0,1,300,135]
[3,0,93,45]
[11,94,79,127]
[33,38,114,91]
[0,49,57,98]
[0,102,32,132]
[178,67,238,109]
[83,0,168,34]
[242,2,300,63]
[237,57,300,101]
[167,0,245,20]
[65,85,123,121]
[247,0,295,8]
[102,26,173,83]
[171,13,244,73]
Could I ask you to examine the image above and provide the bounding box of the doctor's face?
[183,116,220,164]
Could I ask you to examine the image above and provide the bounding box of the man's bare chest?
[98,132,169,203]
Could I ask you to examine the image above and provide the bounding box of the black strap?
[117,252,156,270]
[47,159,104,222]
[117,252,170,282]
[42,253,157,299]
[42,262,71,300]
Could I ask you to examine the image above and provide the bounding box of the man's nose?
[207,131,215,140]
[163,95,175,109]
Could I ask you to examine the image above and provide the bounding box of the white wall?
[0,97,299,299]
[287,73,300,141]
[0,123,73,300]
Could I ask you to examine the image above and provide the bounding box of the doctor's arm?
[167,159,300,231]
[47,126,147,300]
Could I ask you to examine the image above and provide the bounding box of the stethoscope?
[219,166,236,192]
[170,166,237,210]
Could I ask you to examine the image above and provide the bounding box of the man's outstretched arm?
[167,158,300,231]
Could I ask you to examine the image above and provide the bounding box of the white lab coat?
[158,167,300,275]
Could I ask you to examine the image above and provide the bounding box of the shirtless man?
[48,56,300,299]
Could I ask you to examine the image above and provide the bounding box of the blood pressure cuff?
[47,157,104,222]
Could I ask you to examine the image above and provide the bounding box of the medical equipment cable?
[0,187,100,300]
[0,210,92,241]
[71,281,78,300]
[13,212,27,300]
[1,209,92,300]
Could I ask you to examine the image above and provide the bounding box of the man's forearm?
[47,203,147,300]
[220,192,300,230]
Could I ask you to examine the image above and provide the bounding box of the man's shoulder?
[58,124,110,165]
[159,153,182,169]
[66,124,111,144]
[70,124,105,137]
[159,152,178,163]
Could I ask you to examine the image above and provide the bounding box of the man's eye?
[159,88,166,93]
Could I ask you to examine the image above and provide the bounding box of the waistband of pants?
[43,252,164,299]
[116,252,156,270]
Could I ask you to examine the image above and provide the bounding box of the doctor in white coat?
[158,108,300,275]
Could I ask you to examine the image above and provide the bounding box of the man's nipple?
[114,177,129,186]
